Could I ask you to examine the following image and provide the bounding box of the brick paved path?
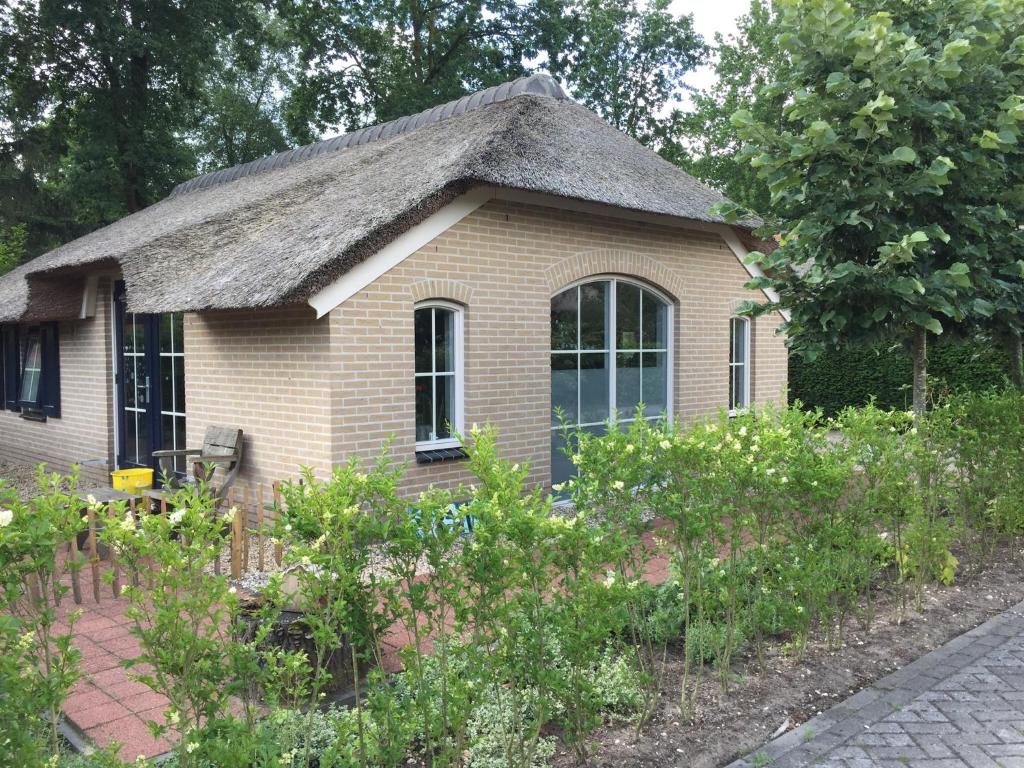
[728,600,1024,768]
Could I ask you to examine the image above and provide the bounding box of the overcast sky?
[670,0,750,96]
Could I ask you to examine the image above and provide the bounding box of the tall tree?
[528,0,707,151]
[718,0,1024,415]
[278,0,530,139]
[0,0,262,256]
[188,12,299,172]
[675,0,784,214]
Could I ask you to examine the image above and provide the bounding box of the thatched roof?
[0,74,751,323]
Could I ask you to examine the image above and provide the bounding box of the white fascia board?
[79,274,99,319]
[308,189,492,318]
[490,188,789,322]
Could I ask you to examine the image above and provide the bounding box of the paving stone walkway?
[729,600,1024,768]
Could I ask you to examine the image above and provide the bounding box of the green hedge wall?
[789,340,1012,415]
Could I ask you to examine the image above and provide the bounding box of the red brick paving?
[52,528,674,760]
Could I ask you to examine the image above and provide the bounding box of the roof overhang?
[307,187,790,321]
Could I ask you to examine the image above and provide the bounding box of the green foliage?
[0,224,27,276]
[674,0,784,212]
[790,340,1013,415]
[721,0,1024,411]
[528,0,707,150]
[0,466,85,764]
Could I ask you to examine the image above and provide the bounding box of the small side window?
[729,317,750,413]
[16,323,60,420]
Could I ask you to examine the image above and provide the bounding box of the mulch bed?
[555,540,1024,768]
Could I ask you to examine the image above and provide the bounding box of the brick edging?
[724,599,1024,768]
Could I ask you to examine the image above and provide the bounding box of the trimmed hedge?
[789,340,1012,415]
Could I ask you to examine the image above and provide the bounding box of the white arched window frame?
[414,300,464,450]
[729,316,751,414]
[550,276,674,485]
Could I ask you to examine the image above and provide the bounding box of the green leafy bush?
[790,341,1012,415]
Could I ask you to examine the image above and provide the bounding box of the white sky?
[670,0,750,95]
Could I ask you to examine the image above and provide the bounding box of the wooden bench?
[144,426,243,510]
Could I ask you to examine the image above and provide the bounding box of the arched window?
[550,277,671,485]
[414,301,463,449]
[729,317,750,413]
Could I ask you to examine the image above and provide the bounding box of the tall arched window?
[550,277,671,485]
[415,301,463,450]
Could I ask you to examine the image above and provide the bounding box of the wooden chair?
[144,426,244,510]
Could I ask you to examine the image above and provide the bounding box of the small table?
[77,488,139,504]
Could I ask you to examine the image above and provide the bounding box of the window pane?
[579,281,609,350]
[174,416,187,474]
[159,315,174,353]
[551,353,578,426]
[731,318,747,363]
[551,288,578,351]
[642,291,668,349]
[551,430,573,487]
[175,358,186,415]
[617,283,641,350]
[136,408,149,465]
[414,308,432,373]
[642,351,668,417]
[415,377,433,441]
[435,374,454,438]
[616,351,641,416]
[579,352,609,424]
[19,337,41,403]
[434,309,455,373]
[161,359,173,412]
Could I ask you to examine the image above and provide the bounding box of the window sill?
[416,446,468,465]
[19,408,46,423]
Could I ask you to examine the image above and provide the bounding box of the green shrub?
[790,340,1012,415]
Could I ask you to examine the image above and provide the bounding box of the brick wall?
[1,200,789,502]
[0,278,114,485]
[326,199,789,497]
[183,306,333,488]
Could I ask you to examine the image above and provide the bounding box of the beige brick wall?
[326,199,788,498]
[183,307,333,489]
[1,199,788,502]
[0,279,114,485]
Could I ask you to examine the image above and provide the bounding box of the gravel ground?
[0,460,43,501]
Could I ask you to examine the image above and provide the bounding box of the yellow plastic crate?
[111,467,154,493]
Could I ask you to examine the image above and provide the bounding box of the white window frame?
[729,316,751,415]
[550,275,674,434]
[414,300,464,451]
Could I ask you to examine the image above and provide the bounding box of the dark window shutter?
[1,326,19,412]
[40,323,60,418]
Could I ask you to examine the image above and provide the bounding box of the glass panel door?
[114,283,186,473]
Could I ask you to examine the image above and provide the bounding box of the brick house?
[0,74,787,497]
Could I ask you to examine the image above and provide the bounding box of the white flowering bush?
[0,466,86,765]
[104,481,297,768]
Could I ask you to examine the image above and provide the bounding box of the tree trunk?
[1006,330,1024,389]
[912,327,928,418]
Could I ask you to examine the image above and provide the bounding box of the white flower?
[167,710,180,726]
[186,742,198,754]
[570,454,581,465]
[781,476,789,484]
[223,506,237,523]
[659,439,672,450]
[86,494,98,507]
[612,480,625,490]
[811,480,819,487]
[168,509,185,525]
[552,483,564,492]
[0,508,12,527]
[909,427,918,435]
[284,523,292,532]
[738,426,748,437]
[603,571,616,588]
[512,463,520,472]
[228,586,237,595]
[625,443,635,454]
[765,468,776,476]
